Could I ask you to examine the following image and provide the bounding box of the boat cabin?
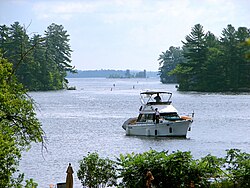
[136,91,182,123]
[137,111,181,123]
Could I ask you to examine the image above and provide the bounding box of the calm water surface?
[20,78,250,187]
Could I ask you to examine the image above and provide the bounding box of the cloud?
[30,0,173,22]
[27,0,250,70]
[32,1,103,20]
[31,0,248,26]
[30,0,250,45]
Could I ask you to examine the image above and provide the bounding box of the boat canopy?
[140,91,172,95]
[140,90,172,105]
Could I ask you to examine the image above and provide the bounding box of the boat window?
[161,113,181,120]
[137,114,154,122]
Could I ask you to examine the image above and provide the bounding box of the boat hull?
[124,120,192,137]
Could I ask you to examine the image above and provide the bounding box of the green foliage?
[179,24,210,91]
[0,55,44,187]
[117,150,223,188]
[223,149,250,187]
[80,149,249,188]
[24,179,38,188]
[0,131,21,187]
[246,38,250,59]
[117,150,160,188]
[44,23,74,90]
[159,24,250,92]
[0,56,43,147]
[0,22,75,91]
[158,46,185,83]
[77,152,117,188]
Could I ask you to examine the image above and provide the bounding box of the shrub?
[78,149,249,188]
[77,152,117,188]
[223,149,250,187]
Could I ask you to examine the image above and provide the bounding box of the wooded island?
[158,24,250,92]
[0,22,75,91]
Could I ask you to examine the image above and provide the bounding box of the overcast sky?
[0,0,249,71]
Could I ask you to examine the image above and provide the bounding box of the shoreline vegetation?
[67,69,159,78]
[158,24,250,92]
[0,22,75,91]
[77,149,250,188]
[1,22,249,93]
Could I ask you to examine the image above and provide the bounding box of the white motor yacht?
[122,91,194,137]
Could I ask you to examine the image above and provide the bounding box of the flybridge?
[140,91,172,105]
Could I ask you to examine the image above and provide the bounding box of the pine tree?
[160,24,250,92]
[220,24,239,90]
[0,22,75,91]
[6,22,35,88]
[0,25,11,54]
[44,23,74,89]
[180,24,208,90]
[235,27,250,90]
[202,31,225,91]
[158,46,184,83]
[30,34,47,90]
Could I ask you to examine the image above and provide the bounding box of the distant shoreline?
[67,69,159,78]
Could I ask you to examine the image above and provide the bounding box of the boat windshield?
[140,91,172,105]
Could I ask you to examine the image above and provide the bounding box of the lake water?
[20,78,250,188]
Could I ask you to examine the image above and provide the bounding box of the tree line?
[0,22,75,91]
[158,24,250,92]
